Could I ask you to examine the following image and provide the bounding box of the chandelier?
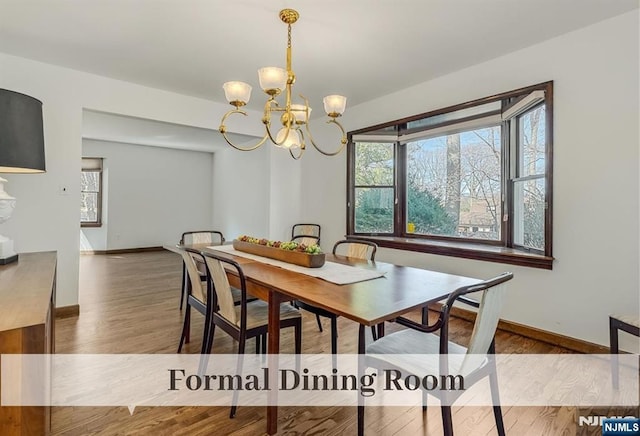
[218,9,347,160]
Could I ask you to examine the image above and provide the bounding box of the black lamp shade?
[0,89,45,173]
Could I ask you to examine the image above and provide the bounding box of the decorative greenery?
[237,235,322,255]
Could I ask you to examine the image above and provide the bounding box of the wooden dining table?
[175,243,481,435]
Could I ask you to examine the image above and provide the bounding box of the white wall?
[210,143,302,243]
[81,139,213,250]
[0,52,264,307]
[301,11,640,350]
[211,145,270,240]
[268,147,302,242]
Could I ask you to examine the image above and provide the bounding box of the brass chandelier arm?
[264,99,293,147]
[307,118,347,156]
[289,147,304,160]
[299,95,348,156]
[289,131,305,160]
[265,121,289,146]
[219,109,269,151]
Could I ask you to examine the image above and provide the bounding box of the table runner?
[208,244,386,285]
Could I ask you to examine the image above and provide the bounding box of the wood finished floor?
[53,251,578,436]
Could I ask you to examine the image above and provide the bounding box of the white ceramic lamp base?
[0,177,17,264]
[0,234,17,264]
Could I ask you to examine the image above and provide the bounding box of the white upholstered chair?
[358,272,514,436]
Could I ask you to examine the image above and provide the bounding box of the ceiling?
[0,0,640,151]
[1,0,637,113]
[82,110,258,152]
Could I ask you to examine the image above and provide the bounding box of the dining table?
[172,242,481,435]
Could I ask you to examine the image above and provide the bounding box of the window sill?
[81,223,102,228]
[345,235,553,270]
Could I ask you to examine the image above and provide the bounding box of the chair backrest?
[292,235,320,247]
[201,251,244,326]
[332,239,377,261]
[291,224,321,243]
[180,231,225,246]
[181,248,207,303]
[442,272,513,375]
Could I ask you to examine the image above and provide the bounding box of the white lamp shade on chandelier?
[323,95,347,117]
[257,67,288,95]
[275,128,301,149]
[222,81,252,107]
[290,104,311,123]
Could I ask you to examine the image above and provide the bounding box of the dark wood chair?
[177,245,245,353]
[295,239,378,356]
[200,250,302,418]
[176,247,214,355]
[178,231,225,309]
[291,223,321,246]
[181,231,225,246]
[358,272,514,436]
[292,234,320,246]
[609,314,640,389]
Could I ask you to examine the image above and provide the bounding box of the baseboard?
[56,304,80,319]
[428,303,609,354]
[81,246,164,255]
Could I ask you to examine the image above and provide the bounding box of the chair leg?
[489,369,505,436]
[441,405,454,436]
[255,335,261,354]
[357,401,365,436]
[370,325,377,341]
[204,323,215,354]
[357,324,365,436]
[422,306,429,324]
[179,263,186,310]
[610,316,620,389]
[200,308,212,355]
[185,304,191,344]
[330,316,338,356]
[197,322,215,375]
[316,313,324,332]
[177,305,191,353]
[295,320,302,355]
[261,333,267,354]
[422,390,428,412]
[230,335,246,418]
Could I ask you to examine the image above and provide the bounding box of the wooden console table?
[0,252,57,435]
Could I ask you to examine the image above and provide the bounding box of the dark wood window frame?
[346,82,554,269]
[81,157,103,228]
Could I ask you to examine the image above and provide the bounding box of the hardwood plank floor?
[52,251,581,435]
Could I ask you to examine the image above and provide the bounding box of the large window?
[81,157,103,227]
[347,82,553,269]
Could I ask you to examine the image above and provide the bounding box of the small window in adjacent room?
[81,158,103,227]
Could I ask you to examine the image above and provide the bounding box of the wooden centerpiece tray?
[232,239,325,268]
